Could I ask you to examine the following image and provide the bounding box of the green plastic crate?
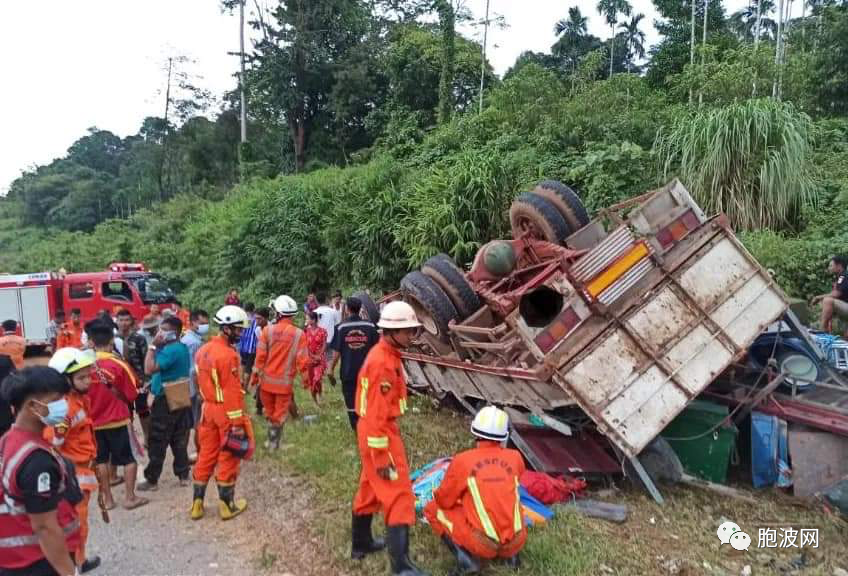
[661,400,738,484]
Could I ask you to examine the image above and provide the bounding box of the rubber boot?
[273,425,283,449]
[263,426,277,450]
[351,513,386,559]
[387,525,429,576]
[80,556,101,573]
[441,535,481,575]
[503,553,521,570]
[218,485,247,521]
[190,483,206,520]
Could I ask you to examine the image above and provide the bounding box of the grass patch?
[249,382,848,575]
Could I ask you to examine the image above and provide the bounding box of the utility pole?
[478,0,490,114]
[239,0,247,144]
[689,0,695,104]
[773,0,784,98]
[698,0,709,105]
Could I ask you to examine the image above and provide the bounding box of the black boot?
[351,513,386,559]
[387,525,429,576]
[503,553,521,570]
[441,535,481,575]
[80,556,101,573]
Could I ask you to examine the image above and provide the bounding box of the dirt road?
[85,443,346,576]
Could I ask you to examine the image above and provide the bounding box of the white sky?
[0,0,800,193]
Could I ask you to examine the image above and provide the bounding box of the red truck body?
[0,263,176,346]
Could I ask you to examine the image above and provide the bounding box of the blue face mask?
[197,324,210,336]
[34,398,69,426]
[161,330,178,343]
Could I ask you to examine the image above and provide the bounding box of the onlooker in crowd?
[305,311,327,404]
[251,307,270,416]
[332,290,346,321]
[181,309,209,458]
[138,316,192,491]
[314,293,340,353]
[47,309,65,351]
[86,319,148,510]
[116,309,151,448]
[225,288,241,306]
[0,354,14,437]
[140,314,160,346]
[0,319,26,370]
[174,300,191,329]
[330,297,379,429]
[56,308,84,349]
[304,292,319,315]
[239,303,259,386]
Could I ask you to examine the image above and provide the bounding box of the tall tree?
[730,0,777,41]
[436,0,456,123]
[619,13,646,71]
[553,7,596,86]
[597,0,632,78]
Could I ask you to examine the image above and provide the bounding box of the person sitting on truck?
[47,310,64,351]
[56,309,83,349]
[812,255,848,336]
[0,319,26,370]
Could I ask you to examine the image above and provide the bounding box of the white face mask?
[197,324,210,336]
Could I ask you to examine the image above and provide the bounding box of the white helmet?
[49,347,95,375]
[377,301,422,330]
[272,295,297,316]
[214,305,249,327]
[471,406,510,442]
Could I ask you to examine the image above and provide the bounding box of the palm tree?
[730,0,777,41]
[554,6,589,85]
[555,6,588,37]
[618,13,646,72]
[597,0,632,78]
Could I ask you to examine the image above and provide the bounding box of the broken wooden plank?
[680,473,757,504]
[566,500,629,524]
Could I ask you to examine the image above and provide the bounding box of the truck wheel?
[509,193,572,244]
[624,436,683,490]
[531,180,590,232]
[351,291,380,324]
[421,254,481,320]
[400,271,458,342]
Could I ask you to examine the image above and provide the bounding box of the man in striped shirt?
[238,303,259,386]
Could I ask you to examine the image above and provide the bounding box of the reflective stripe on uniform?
[226,410,243,420]
[366,436,388,449]
[70,409,87,426]
[0,496,25,515]
[467,476,500,543]
[2,441,37,491]
[359,378,369,416]
[399,397,407,415]
[211,368,224,402]
[513,477,523,532]
[77,473,98,487]
[436,509,454,533]
[0,518,80,548]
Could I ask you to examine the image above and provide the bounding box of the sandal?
[123,497,149,510]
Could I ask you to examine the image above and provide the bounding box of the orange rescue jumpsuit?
[352,337,416,526]
[44,391,98,565]
[253,318,308,426]
[193,335,254,487]
[423,441,527,560]
[56,323,83,349]
[0,333,25,370]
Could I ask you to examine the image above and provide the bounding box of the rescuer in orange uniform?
[250,295,308,450]
[0,319,26,370]
[46,347,105,574]
[424,406,527,574]
[191,305,255,521]
[351,300,428,576]
[56,308,84,349]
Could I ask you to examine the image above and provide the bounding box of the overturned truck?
[389,180,789,502]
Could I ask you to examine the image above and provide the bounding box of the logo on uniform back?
[345,329,369,350]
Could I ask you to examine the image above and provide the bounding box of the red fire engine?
[0,263,177,346]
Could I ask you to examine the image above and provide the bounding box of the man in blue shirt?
[181,309,209,458]
[138,315,193,491]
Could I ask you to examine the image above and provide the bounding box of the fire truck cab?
[0,262,176,347]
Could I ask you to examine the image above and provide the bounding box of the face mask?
[161,330,178,343]
[33,398,69,426]
[197,324,210,336]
